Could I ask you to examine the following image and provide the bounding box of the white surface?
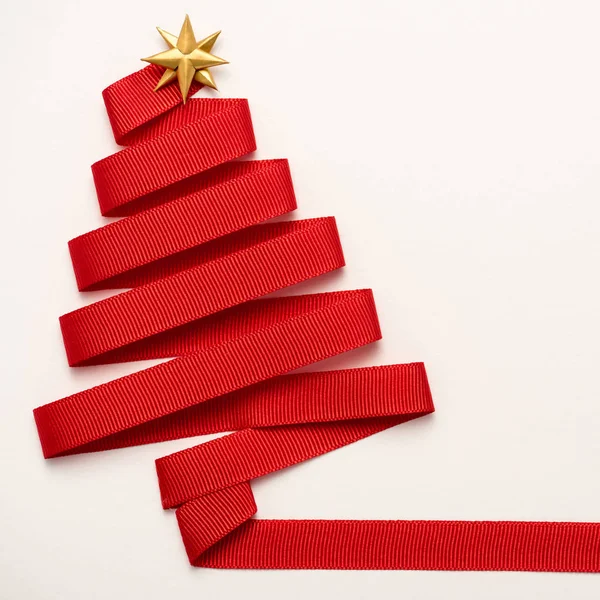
[1,1,600,598]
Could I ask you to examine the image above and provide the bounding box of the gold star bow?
[142,15,228,102]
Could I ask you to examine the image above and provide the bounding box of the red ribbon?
[34,65,600,571]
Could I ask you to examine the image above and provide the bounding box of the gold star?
[142,15,228,102]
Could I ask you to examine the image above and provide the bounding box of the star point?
[142,16,227,102]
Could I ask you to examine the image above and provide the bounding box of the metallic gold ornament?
[142,15,228,102]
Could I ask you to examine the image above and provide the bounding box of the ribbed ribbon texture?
[34,64,600,572]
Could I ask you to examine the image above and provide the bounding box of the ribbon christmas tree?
[33,16,600,571]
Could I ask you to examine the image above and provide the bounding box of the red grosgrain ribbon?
[34,65,600,572]
[61,218,345,367]
[36,289,384,457]
[156,365,599,572]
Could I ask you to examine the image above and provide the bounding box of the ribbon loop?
[61,217,345,366]
[35,290,383,458]
[156,363,434,509]
[70,159,297,291]
[93,98,256,216]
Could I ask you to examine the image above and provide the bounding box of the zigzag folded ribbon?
[34,65,600,571]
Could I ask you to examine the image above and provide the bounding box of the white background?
[1,1,600,598]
